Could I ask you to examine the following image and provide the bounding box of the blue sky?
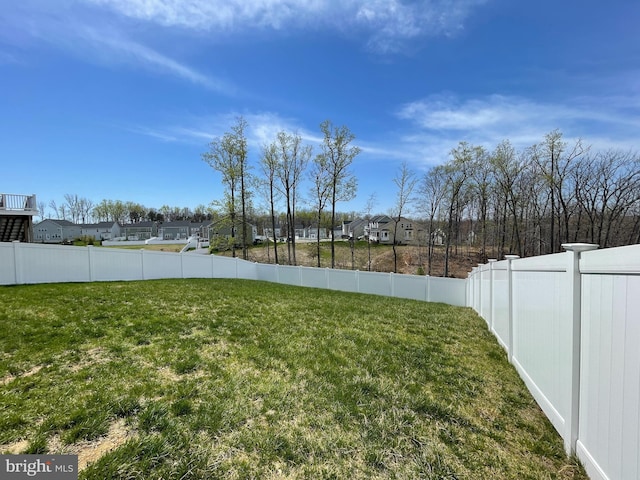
[2,0,639,217]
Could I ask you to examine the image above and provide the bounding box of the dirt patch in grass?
[76,419,134,471]
[0,438,30,454]
[1,365,43,386]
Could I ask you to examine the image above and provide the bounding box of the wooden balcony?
[0,193,38,215]
[0,193,37,242]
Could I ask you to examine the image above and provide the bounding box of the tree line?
[40,197,216,225]
[416,131,640,276]
[39,121,639,277]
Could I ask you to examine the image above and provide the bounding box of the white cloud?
[79,27,233,93]
[131,111,317,149]
[396,93,640,166]
[83,0,488,52]
[0,1,233,93]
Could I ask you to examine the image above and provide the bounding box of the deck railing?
[0,193,37,214]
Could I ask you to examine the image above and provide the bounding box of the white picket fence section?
[467,243,640,480]
[0,241,467,306]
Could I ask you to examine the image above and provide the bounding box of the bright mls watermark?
[0,455,77,479]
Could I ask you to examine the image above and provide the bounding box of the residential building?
[34,219,81,243]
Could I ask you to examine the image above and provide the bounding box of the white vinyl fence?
[0,241,467,306]
[467,243,640,480]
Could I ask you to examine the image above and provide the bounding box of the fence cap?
[562,243,599,253]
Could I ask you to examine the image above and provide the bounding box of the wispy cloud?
[396,93,640,166]
[79,26,233,93]
[0,1,233,93]
[83,0,489,53]
[130,111,317,148]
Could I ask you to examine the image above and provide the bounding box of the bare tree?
[37,201,46,220]
[310,152,333,267]
[318,120,360,268]
[419,166,447,275]
[259,142,282,264]
[362,193,377,271]
[390,162,417,273]
[274,131,312,265]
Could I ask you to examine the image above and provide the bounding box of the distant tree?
[274,130,312,265]
[202,117,251,259]
[79,198,94,224]
[531,130,587,252]
[310,152,332,267]
[259,141,281,264]
[418,166,447,275]
[64,194,81,223]
[37,201,46,221]
[362,193,377,271]
[317,120,360,268]
[443,142,475,277]
[390,162,417,273]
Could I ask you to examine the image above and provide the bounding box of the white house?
[34,219,81,243]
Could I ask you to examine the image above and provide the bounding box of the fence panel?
[326,269,359,293]
[211,255,240,279]
[393,274,427,301]
[511,269,571,439]
[578,273,640,480]
[491,262,509,350]
[480,264,492,321]
[181,254,214,278]
[0,244,16,284]
[276,265,302,286]
[299,267,328,289]
[358,271,392,297]
[92,248,143,281]
[18,243,91,283]
[142,250,183,279]
[429,276,467,307]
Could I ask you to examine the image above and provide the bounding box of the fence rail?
[0,242,467,307]
[468,243,640,480]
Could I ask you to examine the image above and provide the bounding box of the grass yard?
[0,279,586,479]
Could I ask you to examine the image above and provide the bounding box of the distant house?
[304,224,329,240]
[158,221,207,241]
[34,219,81,243]
[364,215,393,243]
[206,220,257,245]
[341,219,368,240]
[263,224,285,241]
[365,216,424,245]
[120,221,157,240]
[79,222,121,241]
[432,228,446,246]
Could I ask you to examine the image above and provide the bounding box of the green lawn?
[0,279,586,479]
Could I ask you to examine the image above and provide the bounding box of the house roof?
[79,222,119,229]
[35,219,76,227]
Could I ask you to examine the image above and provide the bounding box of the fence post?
[488,259,497,330]
[477,264,484,318]
[88,245,95,282]
[562,243,598,455]
[426,275,431,303]
[504,255,519,363]
[12,241,22,284]
[140,249,146,280]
